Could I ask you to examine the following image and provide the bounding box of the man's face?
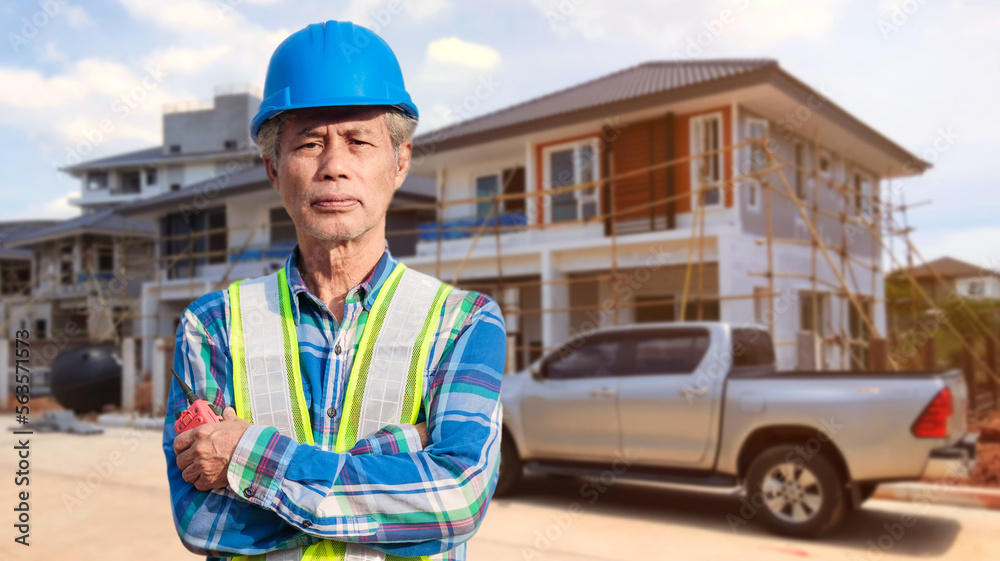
[264,106,411,244]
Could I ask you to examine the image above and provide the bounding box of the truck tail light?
[911,387,952,438]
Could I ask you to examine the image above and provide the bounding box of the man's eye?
[349,139,370,146]
[300,142,320,149]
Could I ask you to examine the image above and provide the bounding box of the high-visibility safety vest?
[226,261,454,561]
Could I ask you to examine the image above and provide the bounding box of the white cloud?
[116,0,233,32]
[153,45,233,74]
[38,41,68,63]
[342,0,452,27]
[64,4,94,27]
[426,37,500,69]
[529,0,847,52]
[0,193,81,222]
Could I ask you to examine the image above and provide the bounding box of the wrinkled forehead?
[283,106,389,137]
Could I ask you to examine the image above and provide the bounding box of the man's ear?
[393,141,412,192]
[264,155,280,191]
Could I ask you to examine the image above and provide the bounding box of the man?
[162,21,505,561]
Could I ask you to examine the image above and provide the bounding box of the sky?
[1,0,998,271]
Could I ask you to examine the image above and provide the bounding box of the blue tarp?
[228,241,298,263]
[418,213,528,241]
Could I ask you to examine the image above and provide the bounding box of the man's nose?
[316,142,350,181]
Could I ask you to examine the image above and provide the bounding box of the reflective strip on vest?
[228,262,451,561]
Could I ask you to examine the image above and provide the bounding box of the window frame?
[742,118,769,213]
[793,141,808,200]
[542,137,602,224]
[86,171,108,190]
[540,333,626,381]
[689,112,725,209]
[620,328,713,377]
[473,171,504,219]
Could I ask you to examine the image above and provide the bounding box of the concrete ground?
[2,418,998,561]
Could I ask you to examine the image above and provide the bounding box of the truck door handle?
[682,387,709,397]
[590,388,616,398]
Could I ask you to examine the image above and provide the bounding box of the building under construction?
[2,61,998,413]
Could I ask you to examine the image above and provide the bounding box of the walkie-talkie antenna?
[171,368,222,416]
[171,368,198,405]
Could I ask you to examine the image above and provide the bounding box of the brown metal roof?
[412,58,928,175]
[414,59,776,150]
[899,256,999,279]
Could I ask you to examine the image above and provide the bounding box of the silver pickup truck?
[497,322,978,537]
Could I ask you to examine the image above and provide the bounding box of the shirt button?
[327,407,337,418]
[334,344,342,355]
[243,487,254,498]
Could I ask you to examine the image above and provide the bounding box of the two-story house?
[115,164,437,375]
[401,59,928,370]
[2,87,265,346]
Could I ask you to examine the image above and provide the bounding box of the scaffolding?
[3,134,998,413]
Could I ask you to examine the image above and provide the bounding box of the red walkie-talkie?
[171,368,223,433]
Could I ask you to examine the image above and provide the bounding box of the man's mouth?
[311,196,359,210]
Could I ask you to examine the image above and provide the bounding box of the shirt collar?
[284,241,398,324]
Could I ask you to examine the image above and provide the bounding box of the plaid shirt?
[162,244,506,560]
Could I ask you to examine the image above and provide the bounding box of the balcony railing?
[417,213,527,242]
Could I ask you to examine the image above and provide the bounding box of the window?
[160,206,226,279]
[169,145,181,154]
[170,183,181,191]
[818,150,832,177]
[545,338,622,380]
[967,280,985,297]
[853,170,874,218]
[60,245,73,285]
[634,295,675,323]
[682,299,720,321]
[627,331,710,375]
[475,173,501,219]
[746,119,768,174]
[690,113,724,207]
[87,171,108,190]
[118,171,141,194]
[207,210,227,264]
[753,286,771,329]
[145,168,158,185]
[224,139,238,150]
[794,143,806,199]
[799,291,829,335]
[96,247,114,272]
[34,319,47,339]
[269,207,297,244]
[545,138,600,223]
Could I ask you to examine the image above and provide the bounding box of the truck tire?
[493,435,522,497]
[745,445,846,538]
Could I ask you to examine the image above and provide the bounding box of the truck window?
[731,327,776,367]
[546,339,621,380]
[627,333,710,375]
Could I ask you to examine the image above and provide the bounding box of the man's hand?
[174,407,251,491]
[414,422,428,448]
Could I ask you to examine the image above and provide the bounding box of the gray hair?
[255,107,418,165]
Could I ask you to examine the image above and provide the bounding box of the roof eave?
[413,65,778,155]
[768,68,930,176]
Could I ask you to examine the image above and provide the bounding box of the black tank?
[50,344,121,413]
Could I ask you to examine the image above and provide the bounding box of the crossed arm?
[162,295,506,558]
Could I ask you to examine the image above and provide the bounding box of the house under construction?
[3,61,998,411]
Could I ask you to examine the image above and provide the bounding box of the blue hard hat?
[250,20,418,140]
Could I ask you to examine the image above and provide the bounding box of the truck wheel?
[745,445,846,538]
[493,435,522,497]
[855,483,878,506]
